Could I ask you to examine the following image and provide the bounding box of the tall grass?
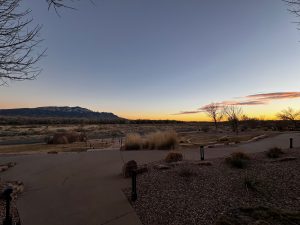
[124,133,143,150]
[124,130,178,150]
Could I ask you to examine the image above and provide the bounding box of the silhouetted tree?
[277,107,300,128]
[0,0,45,85]
[223,105,243,134]
[203,103,223,130]
[284,1,300,28]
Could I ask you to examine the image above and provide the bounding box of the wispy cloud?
[246,92,300,101]
[172,110,202,115]
[174,92,300,115]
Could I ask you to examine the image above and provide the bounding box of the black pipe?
[131,170,137,201]
[3,187,13,225]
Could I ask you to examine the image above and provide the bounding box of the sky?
[0,0,300,121]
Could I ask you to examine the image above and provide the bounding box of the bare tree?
[284,1,300,28]
[223,105,243,134]
[0,0,45,85]
[203,103,223,130]
[277,107,300,127]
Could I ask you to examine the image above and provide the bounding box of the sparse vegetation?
[226,152,250,169]
[124,133,143,150]
[244,175,259,192]
[124,131,178,150]
[165,152,183,163]
[145,131,178,150]
[266,147,284,158]
[178,166,195,178]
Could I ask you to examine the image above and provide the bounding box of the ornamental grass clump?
[226,152,250,169]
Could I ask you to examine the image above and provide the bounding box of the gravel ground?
[0,163,23,225]
[124,149,300,225]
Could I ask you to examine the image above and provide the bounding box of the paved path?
[0,132,299,225]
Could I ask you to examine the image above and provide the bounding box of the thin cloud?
[174,91,300,115]
[247,92,300,101]
[172,110,202,115]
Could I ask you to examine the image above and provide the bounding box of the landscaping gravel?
[124,149,300,225]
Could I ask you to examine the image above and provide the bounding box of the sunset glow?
[0,0,300,121]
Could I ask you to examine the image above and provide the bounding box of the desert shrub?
[124,134,143,150]
[145,131,178,150]
[178,166,195,178]
[266,147,284,158]
[226,152,250,169]
[46,132,86,145]
[244,176,259,191]
[218,136,229,142]
[201,126,210,132]
[56,128,66,133]
[165,152,183,163]
[124,131,178,150]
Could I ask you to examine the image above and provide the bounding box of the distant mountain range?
[0,106,122,121]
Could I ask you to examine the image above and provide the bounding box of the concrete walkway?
[0,132,299,225]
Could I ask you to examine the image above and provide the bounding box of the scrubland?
[0,123,280,153]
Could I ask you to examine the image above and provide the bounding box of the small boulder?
[122,160,138,178]
[154,164,171,170]
[194,161,212,166]
[272,157,297,162]
[0,165,9,172]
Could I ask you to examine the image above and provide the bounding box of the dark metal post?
[3,187,13,225]
[200,146,204,161]
[290,138,293,149]
[131,170,137,201]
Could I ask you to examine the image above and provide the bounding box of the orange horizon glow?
[0,96,299,122]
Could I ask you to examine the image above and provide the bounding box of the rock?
[0,165,9,172]
[155,164,171,170]
[194,161,212,166]
[122,160,138,178]
[169,161,185,166]
[272,157,297,162]
[48,151,58,154]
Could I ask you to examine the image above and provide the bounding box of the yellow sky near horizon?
[0,96,299,122]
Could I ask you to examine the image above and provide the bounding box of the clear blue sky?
[1,0,300,120]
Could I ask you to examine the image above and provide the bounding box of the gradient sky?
[0,0,300,121]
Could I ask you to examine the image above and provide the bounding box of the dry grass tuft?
[124,134,143,150]
[178,166,195,178]
[266,147,284,158]
[226,152,250,169]
[165,152,183,163]
[145,131,178,150]
[124,131,178,150]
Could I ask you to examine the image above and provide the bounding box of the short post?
[200,146,205,161]
[131,170,137,202]
[3,187,13,225]
[290,138,293,149]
